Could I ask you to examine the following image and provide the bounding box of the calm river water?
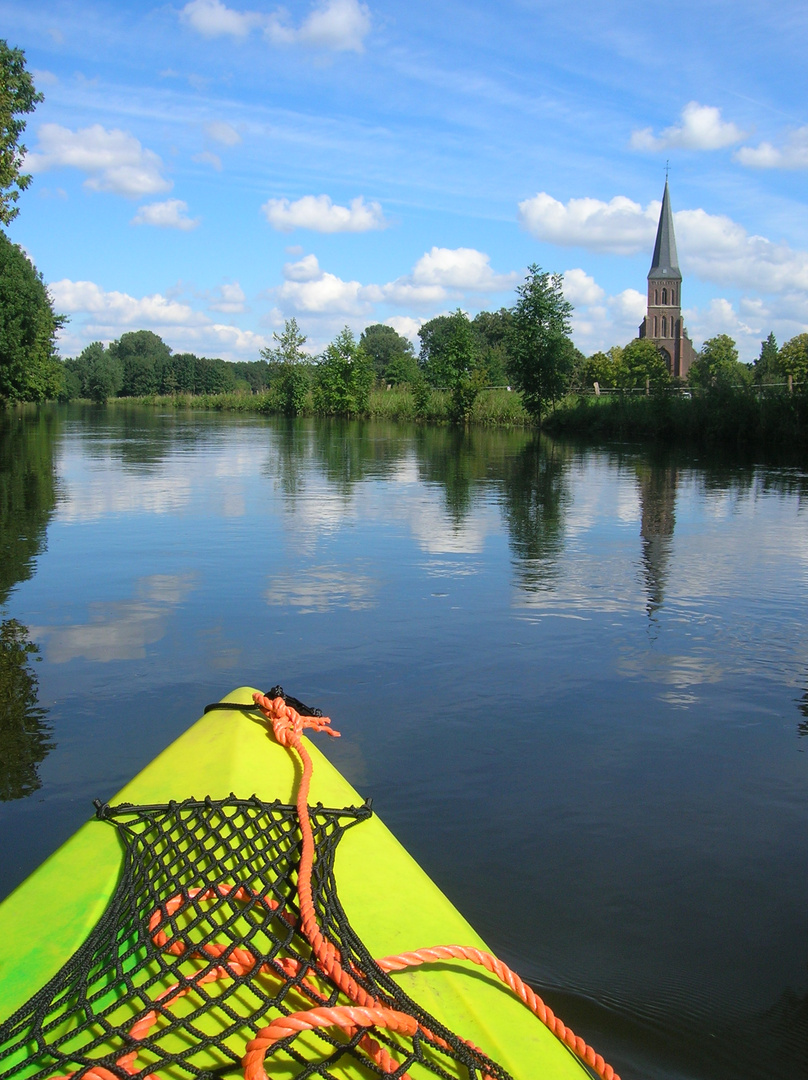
[1,405,806,1079]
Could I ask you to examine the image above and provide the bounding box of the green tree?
[110,330,171,397]
[778,334,808,385]
[68,341,123,402]
[314,326,373,416]
[262,319,311,415]
[689,334,751,389]
[619,338,672,391]
[440,309,483,422]
[581,349,620,390]
[0,41,42,226]
[0,231,64,402]
[418,314,460,387]
[755,332,779,384]
[506,265,574,420]
[262,317,308,366]
[471,308,512,386]
[359,323,414,381]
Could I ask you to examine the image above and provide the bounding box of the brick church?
[638,180,695,379]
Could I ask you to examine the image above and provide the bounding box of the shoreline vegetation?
[50,380,808,456]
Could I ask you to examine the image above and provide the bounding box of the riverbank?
[26,383,808,454]
[543,387,808,453]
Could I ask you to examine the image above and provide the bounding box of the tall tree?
[261,317,308,365]
[506,265,574,421]
[0,231,64,402]
[689,334,751,389]
[755,332,779,384]
[470,308,512,386]
[314,327,373,416]
[359,323,414,381]
[0,41,42,226]
[620,338,672,391]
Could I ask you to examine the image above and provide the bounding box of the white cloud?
[181,0,261,37]
[520,191,808,297]
[675,209,808,293]
[266,0,371,52]
[50,279,206,326]
[631,102,747,152]
[205,120,242,146]
[208,282,246,313]
[562,268,604,307]
[273,247,515,320]
[384,316,423,343]
[131,199,200,231]
[25,123,171,198]
[518,192,659,255]
[262,194,388,233]
[410,246,517,292]
[182,0,371,51]
[735,125,808,169]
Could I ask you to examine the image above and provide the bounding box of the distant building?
[638,181,695,380]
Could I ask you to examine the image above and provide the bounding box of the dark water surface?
[1,404,806,1079]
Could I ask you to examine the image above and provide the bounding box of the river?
[0,404,806,1079]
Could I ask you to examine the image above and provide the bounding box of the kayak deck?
[0,688,593,1079]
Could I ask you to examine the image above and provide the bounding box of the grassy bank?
[100,385,533,426]
[53,385,808,455]
[544,387,808,454]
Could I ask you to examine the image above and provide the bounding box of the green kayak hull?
[0,688,591,1079]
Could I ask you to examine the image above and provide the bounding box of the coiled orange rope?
[52,692,620,1080]
[245,691,621,1080]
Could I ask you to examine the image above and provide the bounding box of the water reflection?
[636,458,678,621]
[501,436,570,593]
[0,619,53,801]
[0,409,60,605]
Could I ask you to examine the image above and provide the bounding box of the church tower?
[638,180,695,379]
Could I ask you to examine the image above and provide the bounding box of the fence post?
[646,376,650,396]
[788,374,793,394]
[594,381,600,397]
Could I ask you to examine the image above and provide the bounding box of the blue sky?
[4,0,808,363]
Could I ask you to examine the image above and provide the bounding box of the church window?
[672,288,676,304]
[654,316,658,335]
[654,288,658,305]
[662,287,668,304]
[662,315,667,336]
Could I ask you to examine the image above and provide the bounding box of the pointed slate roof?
[648,180,681,280]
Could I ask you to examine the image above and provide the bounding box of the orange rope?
[248,692,621,1080]
[51,693,620,1080]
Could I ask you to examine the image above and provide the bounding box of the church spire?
[648,180,681,280]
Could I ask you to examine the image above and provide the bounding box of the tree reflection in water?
[0,619,53,801]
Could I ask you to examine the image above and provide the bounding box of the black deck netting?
[0,795,514,1080]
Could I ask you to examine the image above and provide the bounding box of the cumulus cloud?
[520,190,808,297]
[409,247,517,292]
[735,125,808,169]
[131,199,200,231]
[277,255,370,315]
[262,194,388,233]
[631,102,747,152]
[384,315,423,343]
[50,279,206,326]
[273,246,516,320]
[562,268,604,307]
[24,123,171,198]
[182,0,371,51]
[518,192,658,255]
[208,282,246,313]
